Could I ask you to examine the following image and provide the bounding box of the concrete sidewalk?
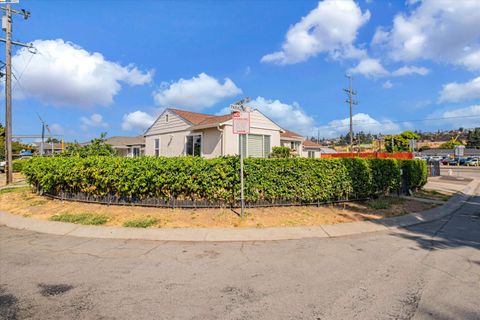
[0,178,478,242]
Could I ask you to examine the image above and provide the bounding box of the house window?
[308,151,315,158]
[290,141,300,150]
[165,114,169,123]
[186,135,202,156]
[132,147,140,157]
[154,139,160,157]
[239,134,271,158]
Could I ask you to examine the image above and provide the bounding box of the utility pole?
[3,3,12,184]
[1,0,32,184]
[344,74,358,152]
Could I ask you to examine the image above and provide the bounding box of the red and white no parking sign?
[232,111,250,134]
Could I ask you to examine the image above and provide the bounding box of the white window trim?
[239,134,271,158]
[185,132,203,156]
[154,138,160,157]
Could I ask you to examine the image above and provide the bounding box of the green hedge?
[12,159,27,172]
[22,156,427,204]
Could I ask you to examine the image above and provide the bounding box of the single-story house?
[144,108,336,158]
[33,142,64,155]
[102,136,145,157]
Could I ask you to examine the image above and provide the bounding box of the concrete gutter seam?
[0,179,478,242]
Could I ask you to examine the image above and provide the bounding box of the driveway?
[1,176,479,319]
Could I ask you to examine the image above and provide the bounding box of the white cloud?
[317,113,400,138]
[80,114,108,131]
[11,39,153,107]
[427,105,480,128]
[348,58,389,78]
[382,80,394,89]
[121,110,156,131]
[373,0,480,70]
[391,65,430,76]
[438,77,480,103]
[459,50,480,71]
[153,73,242,110]
[261,0,370,64]
[49,123,64,135]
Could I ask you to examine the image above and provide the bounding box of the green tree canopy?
[467,128,480,148]
[384,131,420,152]
[439,140,463,149]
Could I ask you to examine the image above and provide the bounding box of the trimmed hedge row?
[22,156,427,205]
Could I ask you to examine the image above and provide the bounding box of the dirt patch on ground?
[0,187,440,228]
[0,172,26,187]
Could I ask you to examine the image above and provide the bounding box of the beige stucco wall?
[198,128,222,158]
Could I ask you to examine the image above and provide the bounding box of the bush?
[23,156,427,205]
[12,159,27,172]
[270,146,294,158]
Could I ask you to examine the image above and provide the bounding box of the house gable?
[144,109,191,136]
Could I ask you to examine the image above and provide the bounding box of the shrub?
[23,156,427,205]
[49,213,108,225]
[123,217,157,228]
[270,146,294,158]
[12,159,27,172]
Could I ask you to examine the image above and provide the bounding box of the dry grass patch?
[0,188,439,228]
[414,189,453,202]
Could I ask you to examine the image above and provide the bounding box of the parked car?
[441,158,454,165]
[466,158,479,166]
[0,160,5,173]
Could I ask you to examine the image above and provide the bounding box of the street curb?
[0,179,478,242]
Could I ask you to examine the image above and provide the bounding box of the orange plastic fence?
[320,152,413,160]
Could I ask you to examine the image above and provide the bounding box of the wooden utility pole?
[4,3,12,184]
[344,75,358,152]
[1,1,32,184]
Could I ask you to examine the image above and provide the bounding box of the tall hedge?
[22,156,427,205]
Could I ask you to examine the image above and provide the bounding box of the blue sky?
[2,0,480,142]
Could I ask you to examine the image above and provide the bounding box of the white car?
[0,161,5,173]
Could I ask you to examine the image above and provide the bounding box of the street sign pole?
[230,98,251,219]
[240,135,244,219]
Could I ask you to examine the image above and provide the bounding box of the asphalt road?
[1,174,479,319]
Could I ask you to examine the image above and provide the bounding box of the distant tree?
[46,137,61,143]
[439,140,463,149]
[384,131,420,152]
[467,128,480,148]
[62,133,117,157]
[0,123,36,160]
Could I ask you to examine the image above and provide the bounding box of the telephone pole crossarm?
[344,74,358,152]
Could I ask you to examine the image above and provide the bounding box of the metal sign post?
[230,99,251,219]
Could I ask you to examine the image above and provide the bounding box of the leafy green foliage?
[123,217,157,228]
[12,159,27,172]
[270,146,294,158]
[439,140,463,149]
[384,131,420,152]
[0,123,36,160]
[49,212,108,225]
[23,156,427,205]
[61,133,117,157]
[467,128,480,148]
